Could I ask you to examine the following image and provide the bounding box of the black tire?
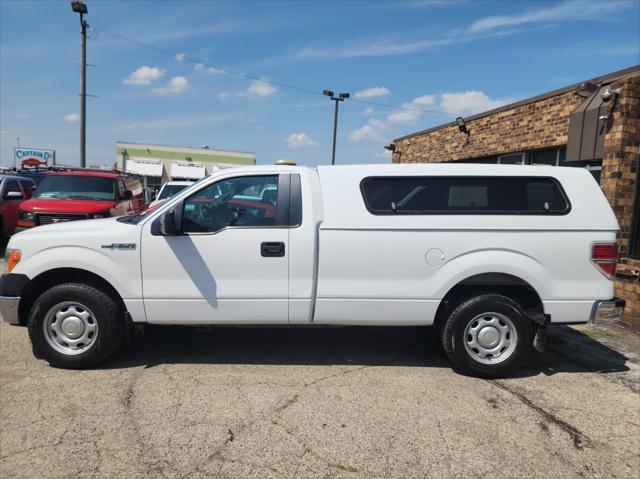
[441,294,533,378]
[28,282,124,369]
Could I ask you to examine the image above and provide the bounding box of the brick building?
[392,65,640,330]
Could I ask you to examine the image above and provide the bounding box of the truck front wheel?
[28,283,124,369]
[441,294,533,378]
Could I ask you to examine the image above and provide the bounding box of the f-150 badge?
[100,243,137,250]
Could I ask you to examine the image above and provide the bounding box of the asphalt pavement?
[1,319,639,479]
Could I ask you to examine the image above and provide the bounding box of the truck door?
[140,173,290,324]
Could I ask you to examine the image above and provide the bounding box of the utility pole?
[0,130,20,168]
[71,1,88,168]
[322,90,350,165]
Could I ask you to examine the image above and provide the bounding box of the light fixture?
[322,90,335,97]
[70,0,87,14]
[456,117,470,135]
[574,81,598,98]
[384,143,397,152]
[601,87,622,103]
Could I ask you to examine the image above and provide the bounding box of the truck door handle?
[261,242,285,257]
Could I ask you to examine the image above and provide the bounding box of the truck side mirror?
[121,190,134,200]
[151,207,181,236]
[5,191,24,200]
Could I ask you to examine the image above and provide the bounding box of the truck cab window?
[183,175,279,233]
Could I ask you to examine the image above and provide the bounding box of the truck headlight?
[17,211,35,228]
[2,249,21,274]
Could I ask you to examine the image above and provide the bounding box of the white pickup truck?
[0,164,625,377]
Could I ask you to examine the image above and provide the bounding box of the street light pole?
[323,90,350,165]
[80,14,87,168]
[71,1,88,168]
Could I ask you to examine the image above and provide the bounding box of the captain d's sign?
[14,148,56,168]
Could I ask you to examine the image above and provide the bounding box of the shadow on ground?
[96,324,631,379]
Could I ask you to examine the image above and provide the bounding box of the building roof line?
[116,141,255,157]
[394,64,640,142]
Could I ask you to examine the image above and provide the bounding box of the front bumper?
[590,297,626,323]
[0,296,20,325]
[0,274,30,325]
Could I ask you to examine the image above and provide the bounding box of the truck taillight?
[591,242,618,279]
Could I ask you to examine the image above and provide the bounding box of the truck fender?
[17,245,141,300]
[431,248,550,301]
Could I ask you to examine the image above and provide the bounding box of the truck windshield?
[34,175,116,201]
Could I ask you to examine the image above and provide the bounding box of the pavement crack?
[274,394,299,413]
[488,379,592,449]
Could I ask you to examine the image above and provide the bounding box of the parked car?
[0,174,35,239]
[149,180,193,207]
[15,170,146,231]
[0,164,625,376]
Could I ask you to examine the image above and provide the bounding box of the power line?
[93,27,459,117]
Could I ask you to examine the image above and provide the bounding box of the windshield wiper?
[67,195,102,200]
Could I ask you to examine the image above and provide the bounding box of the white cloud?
[387,95,435,124]
[374,149,392,159]
[246,79,277,97]
[439,90,510,115]
[349,90,509,145]
[354,86,391,98]
[123,66,165,85]
[350,94,435,143]
[285,132,318,149]
[195,63,225,75]
[412,95,436,106]
[216,91,231,100]
[153,76,189,95]
[348,122,386,142]
[175,52,186,61]
[470,0,631,32]
[364,107,375,115]
[64,113,79,122]
[293,0,632,60]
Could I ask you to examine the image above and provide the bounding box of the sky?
[1,0,639,168]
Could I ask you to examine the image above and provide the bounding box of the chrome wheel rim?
[463,312,517,365]
[43,301,98,355]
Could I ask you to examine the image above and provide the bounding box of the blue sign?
[14,148,56,168]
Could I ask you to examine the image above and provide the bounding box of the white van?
[0,164,625,377]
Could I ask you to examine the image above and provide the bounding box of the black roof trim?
[394,65,640,142]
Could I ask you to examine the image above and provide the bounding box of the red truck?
[0,174,36,239]
[16,170,146,231]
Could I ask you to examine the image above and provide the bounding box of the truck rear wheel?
[28,283,124,369]
[441,294,533,378]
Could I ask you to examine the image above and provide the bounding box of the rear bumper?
[589,297,626,323]
[0,296,20,325]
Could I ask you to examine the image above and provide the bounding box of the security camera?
[601,87,622,103]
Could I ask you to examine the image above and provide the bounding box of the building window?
[498,153,526,164]
[630,170,640,259]
[360,176,570,215]
[454,156,498,164]
[531,149,560,166]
